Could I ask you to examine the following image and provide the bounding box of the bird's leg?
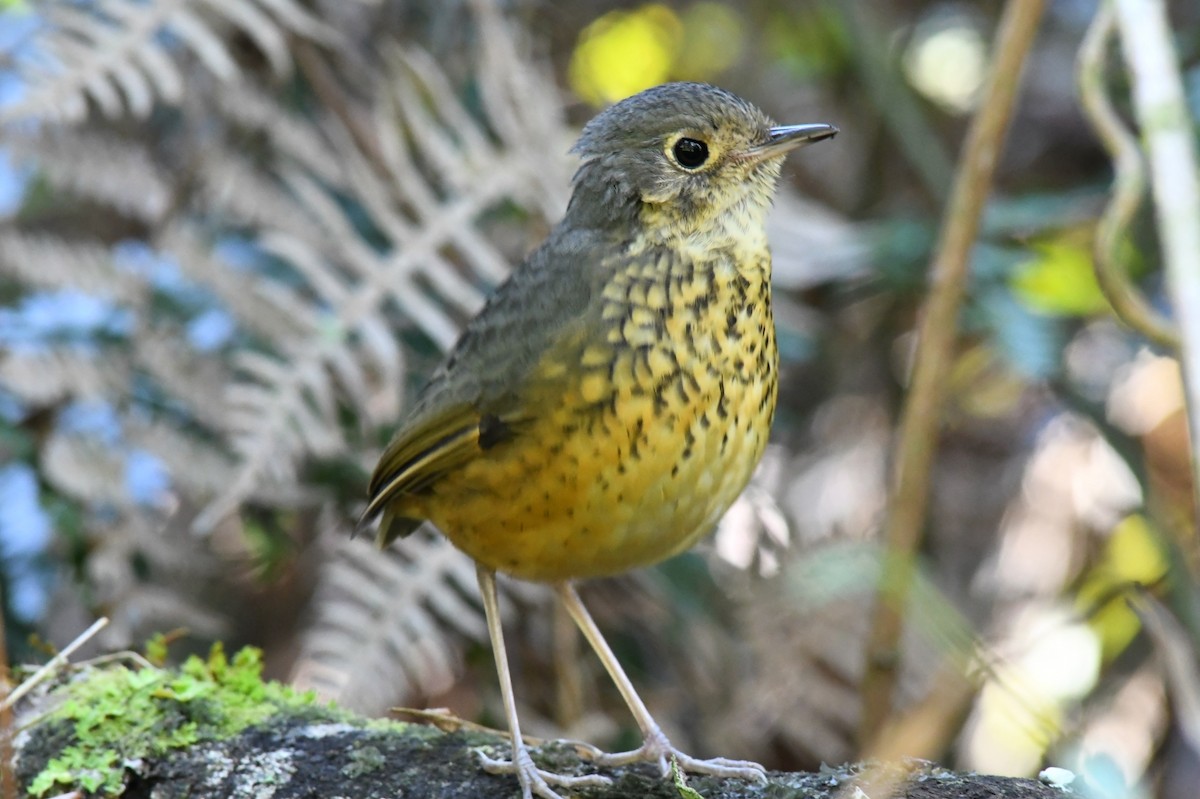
[475,566,612,799]
[555,581,768,783]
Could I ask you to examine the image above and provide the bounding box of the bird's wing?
[359,226,621,545]
[360,402,496,545]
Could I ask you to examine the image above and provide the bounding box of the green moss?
[29,643,321,797]
[363,715,413,735]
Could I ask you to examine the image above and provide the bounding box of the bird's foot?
[477,743,611,799]
[578,726,768,783]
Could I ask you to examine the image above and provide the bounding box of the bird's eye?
[672,138,709,169]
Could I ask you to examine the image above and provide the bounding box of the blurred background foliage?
[1,1,1199,797]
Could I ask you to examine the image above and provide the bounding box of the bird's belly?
[425,339,777,582]
[411,253,779,582]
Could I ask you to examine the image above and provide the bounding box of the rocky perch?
[9,644,1074,798]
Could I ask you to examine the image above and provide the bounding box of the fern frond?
[377,46,571,278]
[468,0,575,219]
[193,12,573,529]
[192,343,350,527]
[271,157,470,349]
[290,527,487,711]
[194,150,330,245]
[0,348,130,406]
[126,420,236,497]
[41,430,129,506]
[87,513,230,648]
[198,0,293,77]
[213,83,349,187]
[133,334,232,433]
[6,131,171,223]
[331,113,493,315]
[163,226,315,346]
[314,310,404,430]
[2,0,337,124]
[226,349,343,458]
[0,232,146,304]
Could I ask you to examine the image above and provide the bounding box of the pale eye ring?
[672,137,709,169]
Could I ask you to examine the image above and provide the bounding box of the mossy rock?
[10,645,1072,798]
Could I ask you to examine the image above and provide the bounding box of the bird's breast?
[427,246,779,582]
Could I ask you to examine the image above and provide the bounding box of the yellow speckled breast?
[415,248,777,582]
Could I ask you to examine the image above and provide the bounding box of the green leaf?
[144,633,169,666]
[1011,239,1108,316]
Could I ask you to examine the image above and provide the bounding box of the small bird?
[361,82,836,799]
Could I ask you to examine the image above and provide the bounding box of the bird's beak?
[746,123,839,160]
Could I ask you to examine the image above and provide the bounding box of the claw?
[585,727,767,783]
[477,745,612,799]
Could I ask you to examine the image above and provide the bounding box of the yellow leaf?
[569,5,683,106]
[1106,513,1169,585]
[1076,514,1169,659]
[1011,238,1108,316]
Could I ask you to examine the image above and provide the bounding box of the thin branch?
[858,0,1048,746]
[1132,591,1200,753]
[1075,3,1179,349]
[1112,0,1200,522]
[0,618,108,712]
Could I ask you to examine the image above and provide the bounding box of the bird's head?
[566,82,837,251]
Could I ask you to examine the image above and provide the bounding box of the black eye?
[672,138,709,169]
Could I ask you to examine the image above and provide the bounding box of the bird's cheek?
[640,179,682,205]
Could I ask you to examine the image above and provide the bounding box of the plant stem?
[1112,0,1200,523]
[0,617,108,712]
[1076,3,1179,349]
[858,0,1047,747]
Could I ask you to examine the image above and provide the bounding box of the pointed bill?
[747,123,839,160]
